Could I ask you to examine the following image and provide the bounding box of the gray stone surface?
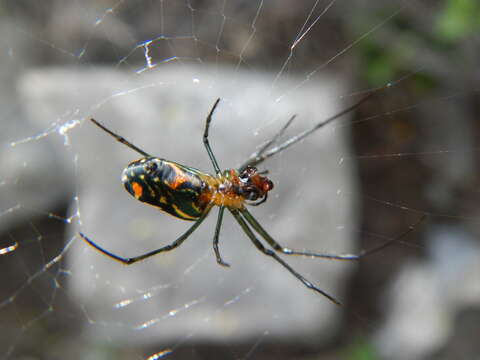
[374,224,480,360]
[17,65,357,345]
[0,20,73,231]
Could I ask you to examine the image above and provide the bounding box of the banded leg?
[240,85,389,170]
[203,98,222,174]
[230,209,341,305]
[239,115,296,173]
[213,206,230,267]
[241,208,425,261]
[79,207,212,265]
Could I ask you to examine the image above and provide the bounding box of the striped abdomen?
[122,157,210,220]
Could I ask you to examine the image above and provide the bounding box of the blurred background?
[0,0,479,359]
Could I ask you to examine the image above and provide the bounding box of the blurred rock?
[374,224,480,360]
[0,19,73,232]
[17,65,357,346]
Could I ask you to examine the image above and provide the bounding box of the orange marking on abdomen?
[132,182,143,198]
[170,176,187,189]
[168,164,190,189]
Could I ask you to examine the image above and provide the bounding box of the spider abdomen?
[122,157,210,220]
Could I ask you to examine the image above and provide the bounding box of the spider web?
[1,0,479,359]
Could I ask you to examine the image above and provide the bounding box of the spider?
[79,88,423,305]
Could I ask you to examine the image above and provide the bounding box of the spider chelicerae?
[79,88,423,305]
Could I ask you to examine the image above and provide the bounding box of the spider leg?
[241,85,389,170]
[213,206,230,267]
[247,193,268,206]
[239,115,296,172]
[230,208,341,305]
[79,207,212,265]
[90,118,151,157]
[241,208,425,261]
[203,98,222,175]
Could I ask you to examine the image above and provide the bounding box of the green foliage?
[361,40,397,86]
[436,0,480,41]
[354,0,477,88]
[344,336,379,360]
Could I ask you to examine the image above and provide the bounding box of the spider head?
[236,165,273,205]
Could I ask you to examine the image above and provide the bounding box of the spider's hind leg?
[79,207,212,265]
[240,208,425,261]
[230,209,341,305]
[89,118,151,157]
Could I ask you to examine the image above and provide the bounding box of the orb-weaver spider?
[79,88,423,305]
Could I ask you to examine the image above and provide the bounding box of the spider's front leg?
[203,98,222,175]
[239,85,389,171]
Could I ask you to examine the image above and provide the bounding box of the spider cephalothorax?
[235,165,273,205]
[200,166,273,210]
